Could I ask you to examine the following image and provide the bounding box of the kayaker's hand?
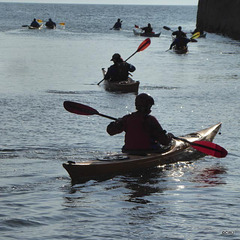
[115,118,123,123]
[167,133,175,140]
[106,119,123,136]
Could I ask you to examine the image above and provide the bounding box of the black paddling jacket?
[104,62,136,82]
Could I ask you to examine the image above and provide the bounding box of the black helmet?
[111,53,122,62]
[135,93,154,111]
[178,26,182,30]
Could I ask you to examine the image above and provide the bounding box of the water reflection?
[64,166,172,206]
[192,164,227,187]
[120,169,167,204]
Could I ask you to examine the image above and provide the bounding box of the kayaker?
[112,18,122,29]
[172,26,187,38]
[30,18,40,28]
[169,26,189,50]
[141,23,153,34]
[169,36,191,50]
[104,53,136,82]
[107,93,173,153]
[45,18,56,29]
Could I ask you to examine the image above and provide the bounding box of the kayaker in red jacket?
[107,93,173,153]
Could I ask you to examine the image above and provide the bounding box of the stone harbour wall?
[196,0,240,40]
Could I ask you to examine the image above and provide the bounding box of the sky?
[0,0,198,5]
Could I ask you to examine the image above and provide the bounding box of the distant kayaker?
[30,18,40,28]
[169,36,191,50]
[107,93,173,153]
[172,26,187,38]
[141,23,153,34]
[112,18,122,29]
[169,26,189,50]
[45,18,56,29]
[104,53,136,82]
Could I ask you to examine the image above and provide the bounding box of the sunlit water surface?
[0,3,239,240]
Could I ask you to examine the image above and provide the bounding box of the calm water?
[0,3,239,240]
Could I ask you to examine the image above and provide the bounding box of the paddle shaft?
[98,113,117,120]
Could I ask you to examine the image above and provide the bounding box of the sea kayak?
[112,27,121,30]
[133,29,161,37]
[173,45,188,54]
[46,25,56,29]
[63,122,222,184]
[28,24,43,30]
[102,68,139,93]
[104,78,139,93]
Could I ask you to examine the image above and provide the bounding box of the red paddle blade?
[137,38,151,52]
[135,25,139,28]
[191,141,228,158]
[63,101,99,115]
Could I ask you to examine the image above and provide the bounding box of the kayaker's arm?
[128,63,136,73]
[107,119,124,136]
[104,67,112,80]
[148,116,173,145]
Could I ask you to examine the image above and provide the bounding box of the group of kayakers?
[102,19,206,153]
[112,18,198,52]
[104,20,176,153]
[30,18,56,29]
[112,18,154,34]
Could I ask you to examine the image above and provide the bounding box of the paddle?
[190,31,200,40]
[63,101,116,120]
[163,26,173,32]
[37,19,65,26]
[173,137,228,158]
[97,38,151,85]
[63,101,228,158]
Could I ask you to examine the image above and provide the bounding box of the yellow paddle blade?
[191,31,200,40]
[37,19,43,23]
[59,22,65,26]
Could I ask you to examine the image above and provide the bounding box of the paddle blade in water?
[137,38,151,52]
[135,25,139,28]
[37,19,43,23]
[63,101,99,115]
[191,141,228,158]
[59,22,65,25]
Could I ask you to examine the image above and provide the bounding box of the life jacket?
[123,112,155,150]
[110,62,129,82]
